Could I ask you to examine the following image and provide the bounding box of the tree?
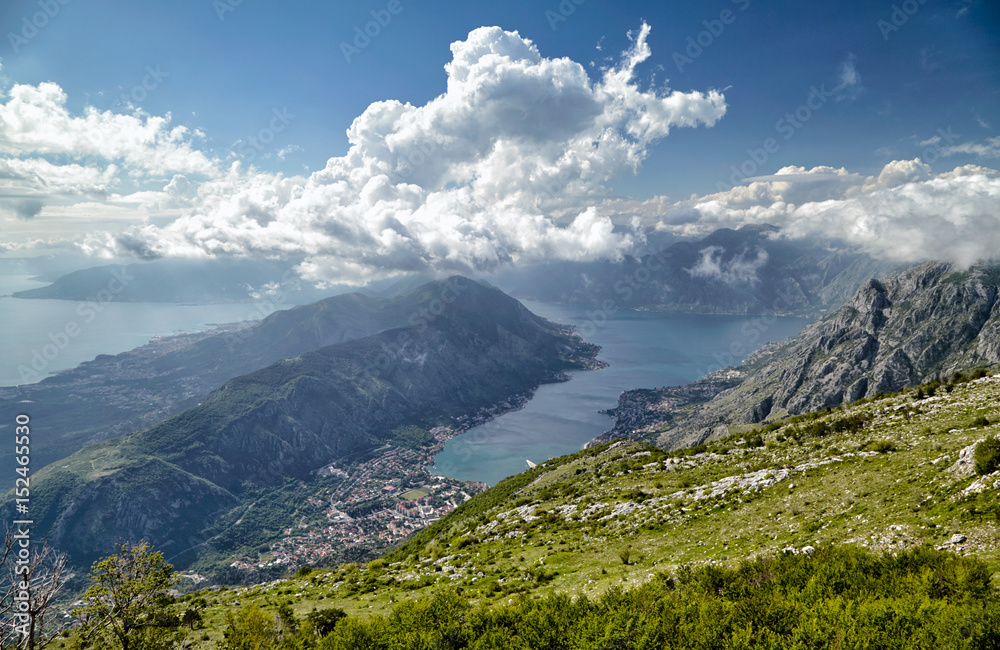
[73,541,180,650]
[305,608,346,638]
[11,540,68,650]
[180,608,202,631]
[0,529,68,650]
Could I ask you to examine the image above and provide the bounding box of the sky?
[0,0,998,283]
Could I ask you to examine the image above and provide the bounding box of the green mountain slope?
[18,277,600,572]
[112,368,1000,648]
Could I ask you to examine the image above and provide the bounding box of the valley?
[73,364,1000,647]
[5,5,999,645]
[13,277,606,581]
[8,256,1000,647]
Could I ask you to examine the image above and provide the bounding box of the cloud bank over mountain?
[63,23,725,283]
[645,161,1000,268]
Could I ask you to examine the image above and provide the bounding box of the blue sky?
[1,0,998,281]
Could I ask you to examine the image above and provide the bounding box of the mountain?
[19,277,600,571]
[0,277,490,471]
[10,258,336,303]
[606,261,1000,450]
[509,225,898,315]
[81,369,1000,648]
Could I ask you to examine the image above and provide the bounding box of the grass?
[45,372,1000,648]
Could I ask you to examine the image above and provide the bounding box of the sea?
[0,275,280,387]
[428,300,810,486]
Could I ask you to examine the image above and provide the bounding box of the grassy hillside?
[48,368,1000,648]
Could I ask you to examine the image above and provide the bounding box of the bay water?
[0,274,812,485]
[429,301,810,486]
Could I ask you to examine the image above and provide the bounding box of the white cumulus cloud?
[651,161,1000,268]
[0,82,217,176]
[90,23,726,284]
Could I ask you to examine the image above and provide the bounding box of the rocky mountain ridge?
[606,261,1000,450]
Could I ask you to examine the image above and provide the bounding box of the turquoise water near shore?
[429,301,810,486]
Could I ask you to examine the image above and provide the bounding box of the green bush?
[974,436,1000,476]
[312,547,1000,650]
[871,440,897,454]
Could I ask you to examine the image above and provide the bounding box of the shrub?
[318,547,1000,649]
[306,607,347,637]
[871,440,897,454]
[974,436,1000,476]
